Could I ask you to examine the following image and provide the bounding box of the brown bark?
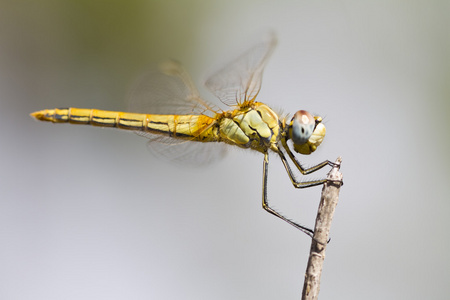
[302,157,343,300]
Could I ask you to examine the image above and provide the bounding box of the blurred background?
[1,1,449,299]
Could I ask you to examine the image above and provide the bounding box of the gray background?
[1,1,449,299]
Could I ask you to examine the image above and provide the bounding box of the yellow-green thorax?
[216,102,281,153]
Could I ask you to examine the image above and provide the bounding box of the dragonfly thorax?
[217,103,280,153]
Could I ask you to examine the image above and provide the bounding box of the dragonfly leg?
[262,152,314,237]
[275,148,327,189]
[280,139,335,175]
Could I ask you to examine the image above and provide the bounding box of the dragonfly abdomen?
[31,108,148,129]
[30,108,218,141]
[144,114,217,141]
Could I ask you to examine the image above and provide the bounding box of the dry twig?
[302,157,343,300]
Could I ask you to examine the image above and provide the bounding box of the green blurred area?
[0,0,219,110]
[1,0,206,60]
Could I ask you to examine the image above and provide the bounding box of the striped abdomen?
[30,108,217,142]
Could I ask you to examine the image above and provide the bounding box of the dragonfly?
[30,34,336,237]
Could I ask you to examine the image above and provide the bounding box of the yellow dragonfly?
[30,34,335,237]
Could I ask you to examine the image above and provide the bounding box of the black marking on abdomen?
[144,127,193,139]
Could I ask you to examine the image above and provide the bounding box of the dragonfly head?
[288,110,326,155]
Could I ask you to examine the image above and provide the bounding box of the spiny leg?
[276,147,328,189]
[279,144,343,187]
[281,139,335,175]
[262,152,314,237]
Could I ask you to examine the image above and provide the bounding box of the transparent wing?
[127,60,219,116]
[204,33,277,106]
[137,133,228,166]
[127,60,225,165]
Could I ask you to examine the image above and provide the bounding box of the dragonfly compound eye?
[290,111,326,155]
[290,110,315,145]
